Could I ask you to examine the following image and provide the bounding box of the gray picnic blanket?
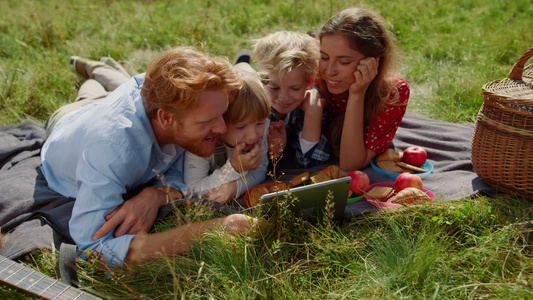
[0,116,498,259]
[0,121,75,259]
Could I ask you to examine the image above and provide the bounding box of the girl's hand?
[349,57,379,96]
[205,181,238,204]
[229,143,261,173]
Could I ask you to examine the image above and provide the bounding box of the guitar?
[0,254,101,300]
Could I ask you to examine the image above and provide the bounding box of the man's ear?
[156,109,175,129]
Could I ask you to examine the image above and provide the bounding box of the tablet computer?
[258,176,352,224]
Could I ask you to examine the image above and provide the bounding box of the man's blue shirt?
[41,74,187,265]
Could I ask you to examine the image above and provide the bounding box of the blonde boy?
[253,31,330,168]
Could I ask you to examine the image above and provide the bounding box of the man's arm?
[125,214,256,265]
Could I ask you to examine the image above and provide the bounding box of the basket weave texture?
[471,47,533,198]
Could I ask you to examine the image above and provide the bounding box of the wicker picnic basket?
[471,47,533,198]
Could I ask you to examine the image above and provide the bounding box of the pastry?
[389,187,431,205]
[310,172,331,184]
[289,172,309,188]
[376,148,403,162]
[269,182,288,193]
[248,185,270,207]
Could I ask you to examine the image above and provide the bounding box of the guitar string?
[0,260,17,278]
[26,274,46,291]
[15,267,36,285]
[39,276,63,296]
[51,284,73,299]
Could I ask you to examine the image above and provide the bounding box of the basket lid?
[483,48,533,103]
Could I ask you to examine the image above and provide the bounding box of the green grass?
[1,0,532,299]
[1,0,532,125]
[50,194,531,299]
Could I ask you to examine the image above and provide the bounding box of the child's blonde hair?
[252,31,320,84]
[224,71,271,124]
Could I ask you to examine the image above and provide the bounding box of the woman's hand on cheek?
[349,57,379,96]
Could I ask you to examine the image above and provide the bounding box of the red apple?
[394,172,423,192]
[403,146,427,167]
[348,170,370,196]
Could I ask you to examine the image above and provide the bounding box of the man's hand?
[229,143,262,173]
[125,213,260,265]
[220,214,259,234]
[205,181,238,204]
[92,186,182,240]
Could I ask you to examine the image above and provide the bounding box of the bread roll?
[310,172,331,184]
[376,148,403,162]
[269,182,288,193]
[289,172,309,188]
[389,187,431,205]
[248,185,270,207]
